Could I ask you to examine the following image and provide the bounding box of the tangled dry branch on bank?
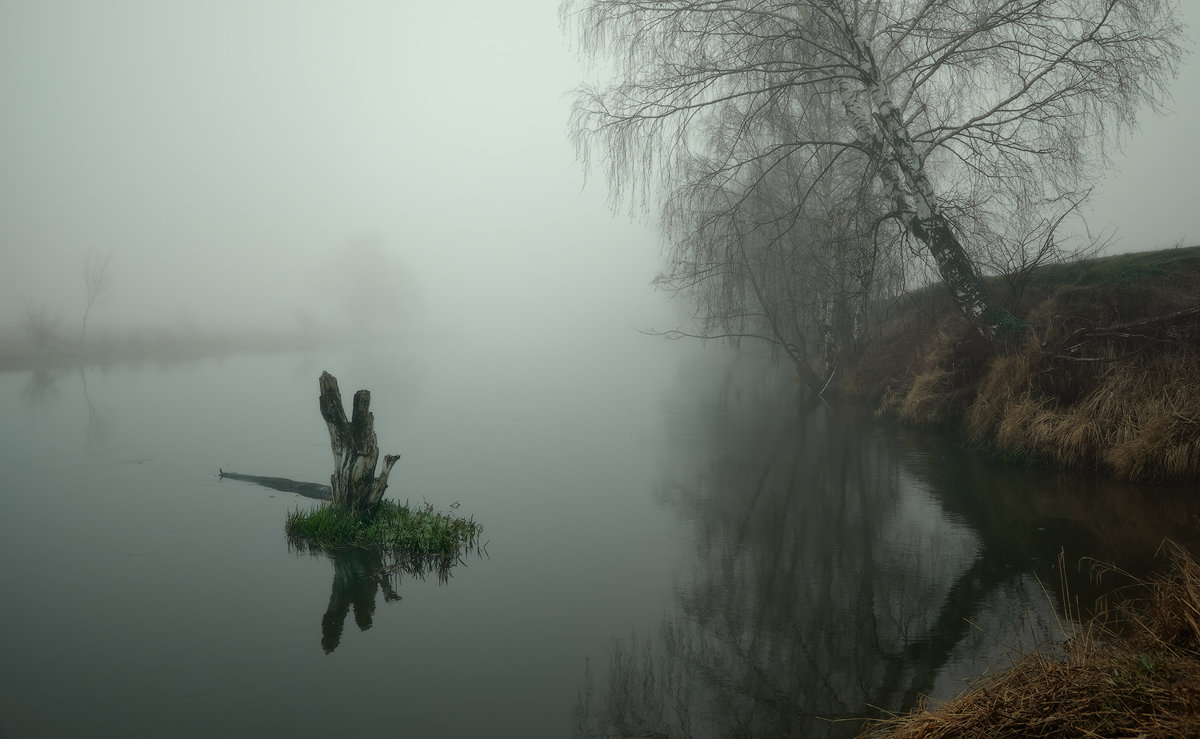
[1052,305,1200,362]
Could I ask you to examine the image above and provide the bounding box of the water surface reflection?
[299,548,473,654]
[316,548,400,653]
[576,353,1200,738]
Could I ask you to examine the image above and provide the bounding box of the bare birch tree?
[563,0,1184,347]
[654,86,906,388]
[969,192,1109,313]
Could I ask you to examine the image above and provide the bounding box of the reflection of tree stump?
[321,548,400,653]
[318,371,399,512]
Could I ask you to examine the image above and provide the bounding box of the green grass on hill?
[1030,244,1200,287]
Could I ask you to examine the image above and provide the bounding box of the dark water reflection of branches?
[292,544,463,654]
[18,367,109,448]
[79,366,108,449]
[574,351,1200,739]
[20,368,66,407]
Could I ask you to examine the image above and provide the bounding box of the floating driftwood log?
[220,371,399,511]
[217,470,331,500]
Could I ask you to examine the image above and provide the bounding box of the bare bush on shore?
[19,300,63,348]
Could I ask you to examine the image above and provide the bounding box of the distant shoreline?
[0,328,335,373]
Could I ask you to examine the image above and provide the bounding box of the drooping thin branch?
[565,0,1182,350]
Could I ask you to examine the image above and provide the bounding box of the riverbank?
[836,245,1200,483]
[861,543,1200,738]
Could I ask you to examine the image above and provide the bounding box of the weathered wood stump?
[318,370,399,512]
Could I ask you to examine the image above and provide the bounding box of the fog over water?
[2,5,1200,737]
[0,2,673,339]
[2,2,1198,338]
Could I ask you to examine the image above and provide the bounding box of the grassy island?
[285,499,483,560]
[285,371,484,565]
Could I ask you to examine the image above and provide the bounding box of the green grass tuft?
[1055,244,1200,286]
[285,499,483,560]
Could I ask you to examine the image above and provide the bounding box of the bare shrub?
[20,300,62,347]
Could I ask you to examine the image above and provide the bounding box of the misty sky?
[2,2,1198,336]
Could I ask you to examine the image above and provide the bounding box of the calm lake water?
[1,332,1197,738]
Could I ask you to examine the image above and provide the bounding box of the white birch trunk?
[840,37,1021,345]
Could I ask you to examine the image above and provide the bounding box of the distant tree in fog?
[316,234,421,338]
[20,299,63,347]
[80,249,113,343]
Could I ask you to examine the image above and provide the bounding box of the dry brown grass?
[861,544,1200,739]
[964,342,1035,439]
[965,348,1200,482]
[864,246,1200,483]
[896,365,957,427]
[876,321,994,428]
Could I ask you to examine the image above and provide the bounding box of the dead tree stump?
[318,371,400,512]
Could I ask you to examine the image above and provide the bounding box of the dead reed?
[966,347,1200,482]
[872,246,1200,482]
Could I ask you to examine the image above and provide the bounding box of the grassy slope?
[837,245,1200,483]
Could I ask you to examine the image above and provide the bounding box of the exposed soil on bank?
[835,245,1200,483]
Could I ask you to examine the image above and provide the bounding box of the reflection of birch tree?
[574,359,1065,738]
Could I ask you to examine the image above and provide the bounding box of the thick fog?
[1,2,1198,340]
[0,2,672,341]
